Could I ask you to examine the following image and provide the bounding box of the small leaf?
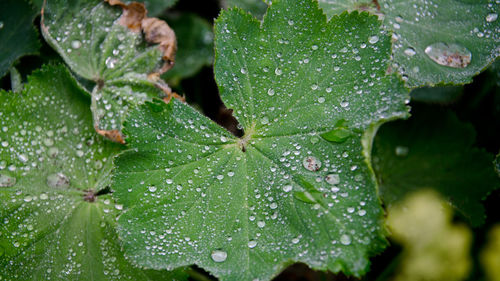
[112,0,410,279]
[0,64,185,280]
[387,190,472,281]
[41,0,177,141]
[0,0,41,78]
[162,13,214,85]
[372,108,500,226]
[318,0,500,87]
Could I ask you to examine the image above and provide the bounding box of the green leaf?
[223,0,268,19]
[162,13,214,86]
[112,0,409,279]
[41,0,176,140]
[317,0,500,87]
[0,0,41,78]
[387,190,472,281]
[372,108,500,226]
[0,64,185,280]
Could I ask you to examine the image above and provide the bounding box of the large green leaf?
[41,0,176,140]
[112,0,409,279]
[318,0,500,87]
[0,64,185,280]
[372,108,500,226]
[0,0,41,78]
[162,13,214,86]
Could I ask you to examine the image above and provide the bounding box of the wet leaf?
[112,0,409,280]
[41,0,177,142]
[387,190,472,281]
[0,0,41,78]
[318,0,500,87]
[372,109,500,226]
[0,64,186,280]
[162,13,214,86]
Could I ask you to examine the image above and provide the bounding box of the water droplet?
[404,47,416,57]
[393,23,401,29]
[270,202,278,209]
[148,185,157,192]
[486,13,498,22]
[211,250,227,262]
[48,147,59,158]
[248,240,257,248]
[302,156,321,171]
[311,45,318,50]
[267,88,275,96]
[358,209,366,216]
[311,84,318,90]
[260,117,269,125]
[368,35,379,44]
[424,42,471,68]
[257,221,265,228]
[46,173,70,189]
[40,193,49,200]
[0,22,4,29]
[340,101,349,108]
[395,146,409,157]
[340,234,351,245]
[105,57,117,69]
[325,174,340,185]
[240,68,247,74]
[275,68,282,75]
[0,172,16,187]
[292,237,300,244]
[283,185,293,192]
[18,154,28,163]
[71,40,82,49]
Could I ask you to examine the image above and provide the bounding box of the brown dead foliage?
[104,0,177,73]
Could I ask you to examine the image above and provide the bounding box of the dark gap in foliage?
[273,263,357,281]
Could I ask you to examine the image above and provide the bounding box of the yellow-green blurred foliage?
[387,190,472,281]
[481,225,500,281]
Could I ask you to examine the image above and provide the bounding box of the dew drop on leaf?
[283,185,293,192]
[325,174,340,185]
[0,172,17,187]
[404,47,416,57]
[274,68,282,75]
[302,156,321,171]
[248,240,257,248]
[211,250,227,262]
[368,35,379,44]
[148,185,157,192]
[424,42,472,68]
[46,172,70,189]
[486,13,498,22]
[71,40,82,49]
[340,234,351,245]
[267,88,275,96]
